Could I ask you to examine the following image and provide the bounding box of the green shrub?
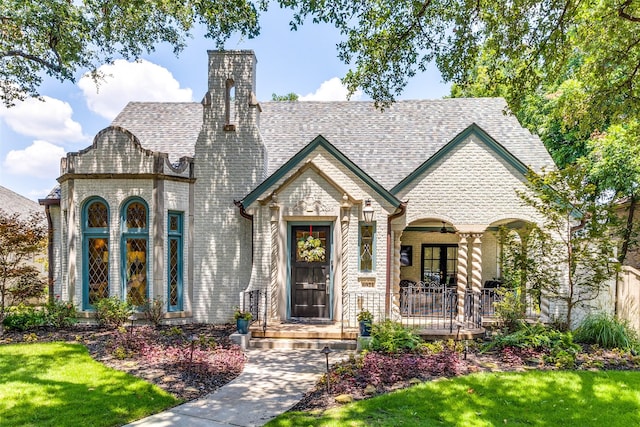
[45,297,77,327]
[142,297,165,327]
[370,320,422,354]
[484,323,580,354]
[493,288,526,333]
[2,304,46,331]
[574,313,638,351]
[95,297,133,328]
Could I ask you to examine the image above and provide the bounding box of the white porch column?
[340,194,352,327]
[471,233,483,293]
[391,229,403,320]
[457,233,470,322]
[269,194,280,320]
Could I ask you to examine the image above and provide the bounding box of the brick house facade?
[42,50,559,326]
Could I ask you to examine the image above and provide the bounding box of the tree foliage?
[1,0,266,106]
[514,165,617,329]
[271,92,299,101]
[0,209,46,333]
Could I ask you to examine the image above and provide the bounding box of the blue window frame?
[121,199,149,306]
[359,222,376,272]
[167,212,183,312]
[82,198,110,310]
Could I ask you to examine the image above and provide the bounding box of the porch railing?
[343,282,483,333]
[241,289,267,333]
[479,287,540,319]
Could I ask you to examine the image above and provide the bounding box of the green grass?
[0,342,180,427]
[267,370,640,427]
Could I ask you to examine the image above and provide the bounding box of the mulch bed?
[0,323,245,402]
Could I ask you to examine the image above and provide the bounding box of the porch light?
[363,199,374,223]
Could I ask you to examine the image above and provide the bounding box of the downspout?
[234,200,254,263]
[386,202,407,316]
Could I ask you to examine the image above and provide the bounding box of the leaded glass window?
[83,198,109,309]
[359,223,375,272]
[168,212,183,311]
[122,199,148,307]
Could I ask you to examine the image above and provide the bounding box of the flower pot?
[236,318,250,334]
[359,320,372,337]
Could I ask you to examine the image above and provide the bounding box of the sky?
[0,7,450,201]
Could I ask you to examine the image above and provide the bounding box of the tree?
[0,209,46,334]
[1,0,265,106]
[271,92,299,101]
[516,164,617,329]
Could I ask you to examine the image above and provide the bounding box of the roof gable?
[392,123,530,194]
[241,135,400,208]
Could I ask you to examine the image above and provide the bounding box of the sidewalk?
[126,348,343,426]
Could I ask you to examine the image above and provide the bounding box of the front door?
[291,225,331,318]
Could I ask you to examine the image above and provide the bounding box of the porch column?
[340,194,352,327]
[457,233,470,322]
[391,230,403,320]
[471,233,483,326]
[269,194,280,320]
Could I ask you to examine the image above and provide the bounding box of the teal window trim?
[167,211,183,312]
[120,198,149,306]
[82,197,110,310]
[358,221,376,273]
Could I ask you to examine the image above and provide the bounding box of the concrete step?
[250,337,357,351]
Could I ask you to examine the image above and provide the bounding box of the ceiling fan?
[440,221,455,234]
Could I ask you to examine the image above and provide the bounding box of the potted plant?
[234,308,252,334]
[357,310,373,337]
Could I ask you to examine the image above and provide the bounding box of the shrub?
[45,297,76,327]
[493,288,526,333]
[2,304,46,331]
[7,271,46,305]
[95,297,133,328]
[142,297,165,327]
[370,320,422,354]
[574,313,638,351]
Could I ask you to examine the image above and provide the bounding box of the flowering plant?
[357,310,373,322]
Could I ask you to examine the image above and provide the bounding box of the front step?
[250,337,357,351]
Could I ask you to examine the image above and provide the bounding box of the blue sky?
[0,7,450,201]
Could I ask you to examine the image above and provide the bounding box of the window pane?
[126,238,147,305]
[169,215,179,232]
[126,202,146,229]
[88,238,109,305]
[359,225,373,272]
[169,238,179,308]
[87,201,108,228]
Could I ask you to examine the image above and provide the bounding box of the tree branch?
[0,49,63,73]
[619,0,640,22]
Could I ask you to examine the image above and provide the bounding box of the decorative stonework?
[291,193,332,214]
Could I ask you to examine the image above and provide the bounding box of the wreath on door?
[297,235,326,262]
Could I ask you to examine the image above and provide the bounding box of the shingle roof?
[111,98,555,189]
[0,185,41,217]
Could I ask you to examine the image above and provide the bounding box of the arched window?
[224,78,236,131]
[121,199,149,306]
[82,198,110,310]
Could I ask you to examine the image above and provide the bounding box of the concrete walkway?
[126,348,342,427]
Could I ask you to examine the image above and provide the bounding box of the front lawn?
[267,370,640,426]
[0,342,179,427]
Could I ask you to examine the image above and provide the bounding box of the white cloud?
[3,140,65,178]
[299,77,363,101]
[79,59,193,120]
[0,96,86,143]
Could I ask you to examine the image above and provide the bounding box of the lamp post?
[362,199,374,223]
[320,346,332,395]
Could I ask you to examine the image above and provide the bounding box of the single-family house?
[40,50,559,333]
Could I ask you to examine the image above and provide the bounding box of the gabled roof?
[110,98,556,189]
[391,123,530,194]
[241,135,400,208]
[0,185,41,216]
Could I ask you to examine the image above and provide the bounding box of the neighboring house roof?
[0,185,41,217]
[111,97,555,189]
